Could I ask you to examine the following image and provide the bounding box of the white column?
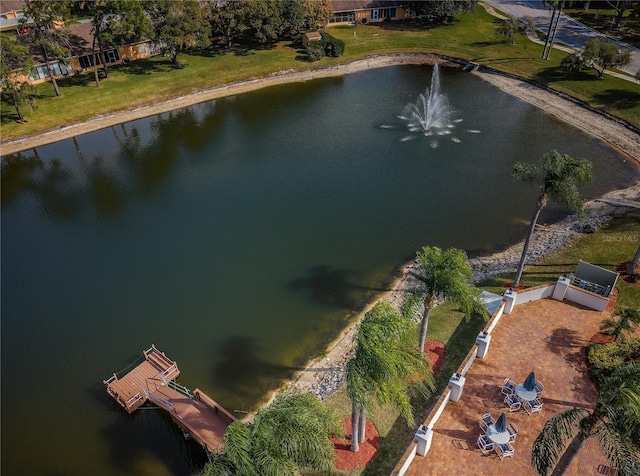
[503,290,517,314]
[449,373,466,402]
[475,332,491,359]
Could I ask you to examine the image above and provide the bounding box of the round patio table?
[485,424,510,444]
[515,384,537,402]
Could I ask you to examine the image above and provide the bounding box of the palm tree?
[600,308,640,342]
[511,151,594,289]
[346,302,434,452]
[203,391,341,476]
[406,246,487,353]
[531,362,640,476]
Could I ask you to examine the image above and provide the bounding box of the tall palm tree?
[511,151,594,289]
[203,391,341,476]
[406,246,487,353]
[346,302,434,452]
[531,362,640,476]
[600,308,640,342]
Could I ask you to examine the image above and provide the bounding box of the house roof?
[0,0,26,16]
[331,0,406,13]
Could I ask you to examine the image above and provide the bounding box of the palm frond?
[594,422,640,476]
[202,451,236,476]
[531,407,589,476]
[224,420,258,476]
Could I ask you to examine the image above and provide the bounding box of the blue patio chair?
[496,442,515,460]
[524,398,544,415]
[504,393,521,412]
[480,413,495,431]
[501,377,516,395]
[507,422,518,442]
[477,434,495,455]
[535,380,544,395]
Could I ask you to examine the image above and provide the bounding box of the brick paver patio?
[402,297,617,476]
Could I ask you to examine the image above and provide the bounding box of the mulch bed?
[589,332,614,345]
[424,340,446,374]
[616,260,640,287]
[331,341,445,471]
[331,417,380,471]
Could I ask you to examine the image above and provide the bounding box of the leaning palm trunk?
[350,400,359,452]
[418,305,432,353]
[358,408,366,443]
[512,193,547,289]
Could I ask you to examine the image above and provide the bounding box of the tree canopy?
[511,151,594,288]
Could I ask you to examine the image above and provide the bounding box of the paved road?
[484,0,640,76]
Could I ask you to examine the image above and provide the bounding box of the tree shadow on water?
[211,336,297,412]
[289,265,390,309]
[92,385,207,475]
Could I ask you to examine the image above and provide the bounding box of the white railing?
[168,380,193,398]
[460,347,478,377]
[126,393,143,408]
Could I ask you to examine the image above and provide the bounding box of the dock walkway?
[104,345,235,453]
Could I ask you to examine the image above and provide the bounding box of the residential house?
[330,0,413,25]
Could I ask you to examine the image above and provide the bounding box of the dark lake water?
[2,65,638,476]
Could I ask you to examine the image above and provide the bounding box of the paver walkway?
[402,297,616,475]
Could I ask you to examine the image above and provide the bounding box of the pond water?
[1,65,638,476]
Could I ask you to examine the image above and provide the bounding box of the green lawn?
[312,210,640,475]
[2,6,639,144]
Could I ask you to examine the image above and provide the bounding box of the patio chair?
[504,393,522,412]
[477,434,495,455]
[508,422,518,442]
[535,380,544,395]
[524,398,544,415]
[496,442,515,460]
[501,377,516,395]
[480,413,495,431]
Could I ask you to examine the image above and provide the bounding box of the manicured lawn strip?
[313,210,639,475]
[2,7,639,143]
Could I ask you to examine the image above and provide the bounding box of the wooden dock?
[104,345,235,453]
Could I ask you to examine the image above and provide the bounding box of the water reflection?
[1,102,221,220]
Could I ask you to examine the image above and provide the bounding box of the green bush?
[306,42,324,61]
[588,338,640,371]
[321,32,345,57]
[306,32,345,61]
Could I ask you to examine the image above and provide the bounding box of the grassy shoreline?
[2,6,639,149]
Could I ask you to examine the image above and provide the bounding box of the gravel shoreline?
[293,184,640,401]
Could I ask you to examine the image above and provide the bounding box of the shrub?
[306,42,324,61]
[321,32,345,57]
[588,337,640,371]
[305,32,345,61]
